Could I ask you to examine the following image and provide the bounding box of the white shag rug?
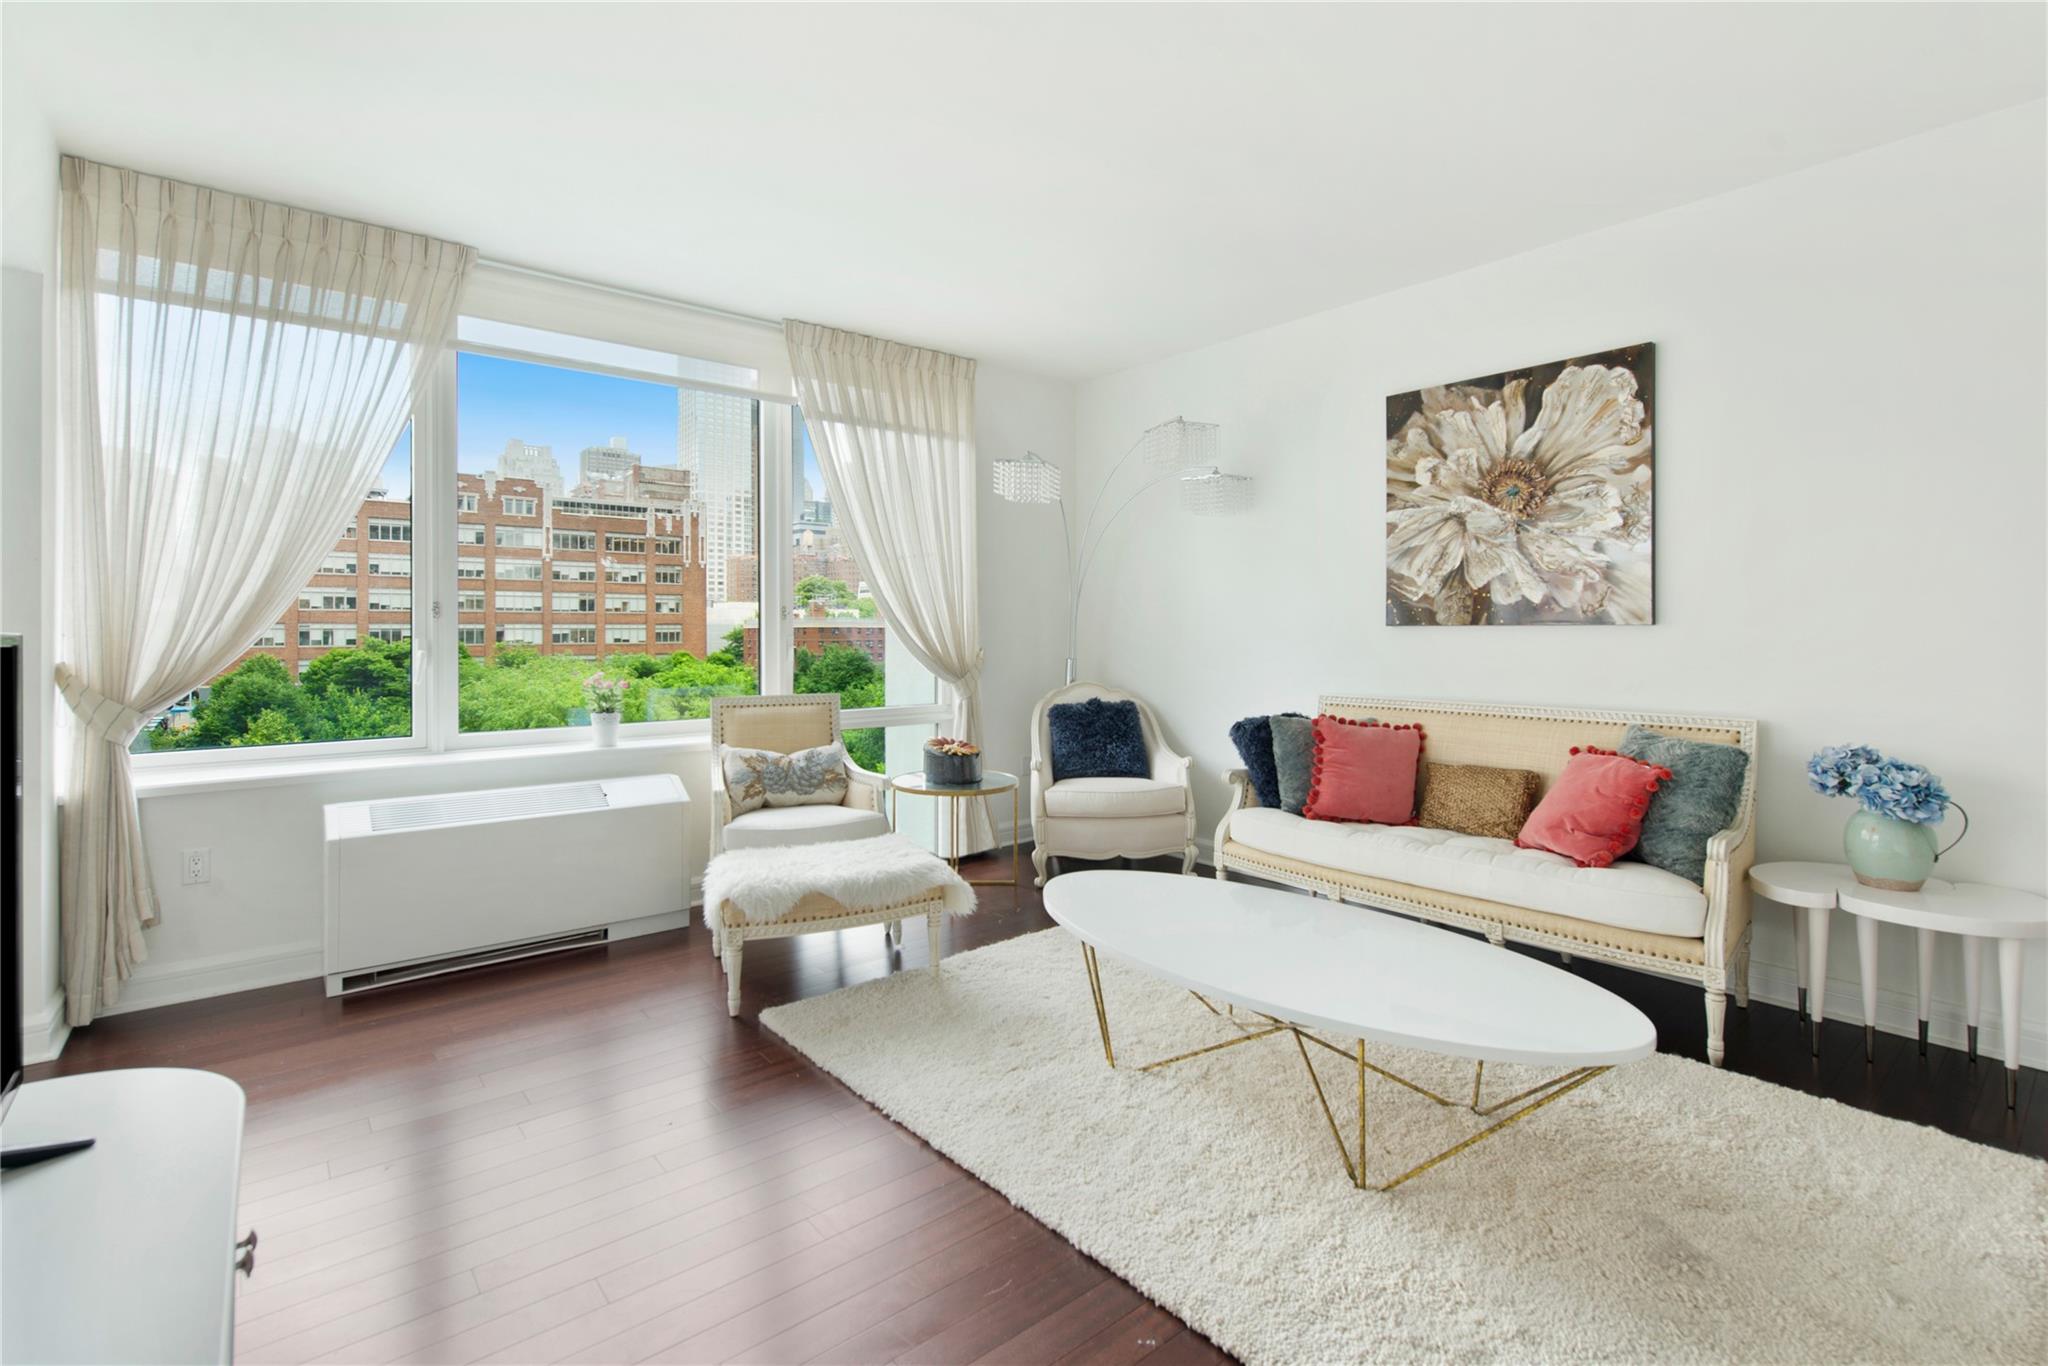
[761,927,2048,1365]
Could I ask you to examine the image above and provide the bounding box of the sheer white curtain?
[784,321,991,854]
[55,157,473,1024]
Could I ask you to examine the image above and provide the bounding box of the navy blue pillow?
[1048,698,1150,781]
[1229,716,1284,810]
[1229,712,1306,810]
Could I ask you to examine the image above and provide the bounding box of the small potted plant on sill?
[923,736,982,787]
[583,673,628,749]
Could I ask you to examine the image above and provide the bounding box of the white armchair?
[1029,682,1197,886]
[708,693,889,862]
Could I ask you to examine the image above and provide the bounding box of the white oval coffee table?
[1043,870,1654,1191]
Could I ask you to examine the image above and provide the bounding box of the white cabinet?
[2,1068,247,1364]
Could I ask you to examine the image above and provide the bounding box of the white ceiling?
[7,3,2043,378]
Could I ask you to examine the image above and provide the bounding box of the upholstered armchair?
[708,694,889,862]
[1029,682,1197,886]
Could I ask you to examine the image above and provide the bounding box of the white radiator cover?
[322,773,689,994]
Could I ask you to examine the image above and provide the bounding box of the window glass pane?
[134,425,416,753]
[454,347,760,734]
[858,724,939,850]
[785,415,936,713]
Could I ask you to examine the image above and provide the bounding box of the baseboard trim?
[100,940,327,1018]
[21,992,71,1064]
[1746,956,2044,1070]
[98,908,702,1021]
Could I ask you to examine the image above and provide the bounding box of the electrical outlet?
[182,848,211,886]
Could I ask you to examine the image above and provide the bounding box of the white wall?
[1069,103,2048,1066]
[976,364,1077,793]
[79,363,1073,1019]
[2,17,63,1057]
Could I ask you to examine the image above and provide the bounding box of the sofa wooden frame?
[1214,695,1759,1066]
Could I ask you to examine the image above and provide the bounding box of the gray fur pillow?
[722,741,850,814]
[1269,715,1316,816]
[1618,725,1749,884]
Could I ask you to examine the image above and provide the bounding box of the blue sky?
[372,352,824,502]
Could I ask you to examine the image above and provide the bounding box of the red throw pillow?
[1303,718,1424,825]
[1515,746,1673,868]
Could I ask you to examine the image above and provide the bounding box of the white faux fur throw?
[703,833,976,925]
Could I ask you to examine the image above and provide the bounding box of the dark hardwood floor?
[28,849,2044,1364]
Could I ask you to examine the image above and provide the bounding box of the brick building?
[741,617,887,669]
[453,473,708,662]
[239,474,710,676]
[725,553,759,603]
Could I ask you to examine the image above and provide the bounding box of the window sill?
[131,732,710,801]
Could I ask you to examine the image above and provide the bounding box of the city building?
[740,618,887,669]
[492,438,564,498]
[578,436,639,487]
[678,388,756,604]
[454,473,707,663]
[229,474,710,678]
[630,462,694,506]
[725,552,759,603]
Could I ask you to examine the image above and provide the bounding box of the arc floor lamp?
[993,418,1253,685]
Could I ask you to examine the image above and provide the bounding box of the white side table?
[1750,861,2046,1107]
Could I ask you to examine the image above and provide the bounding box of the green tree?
[300,639,409,704]
[794,575,855,607]
[854,597,880,619]
[605,652,665,680]
[494,642,541,670]
[633,652,756,722]
[707,623,748,669]
[456,651,588,733]
[795,644,883,711]
[843,726,885,774]
[186,654,304,748]
[233,707,304,747]
[305,688,409,742]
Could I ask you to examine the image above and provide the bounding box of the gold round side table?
[887,770,1021,892]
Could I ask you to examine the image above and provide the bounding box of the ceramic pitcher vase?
[1843,809,1937,891]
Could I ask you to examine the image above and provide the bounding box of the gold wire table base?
[1079,944,1610,1192]
[889,779,1021,892]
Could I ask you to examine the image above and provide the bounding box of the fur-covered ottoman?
[703,833,976,1016]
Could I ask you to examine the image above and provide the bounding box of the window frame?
[133,275,954,769]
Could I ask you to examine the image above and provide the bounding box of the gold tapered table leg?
[1355,1040,1367,1190]
[1081,944,1115,1067]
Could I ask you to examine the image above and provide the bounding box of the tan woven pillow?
[1418,762,1543,840]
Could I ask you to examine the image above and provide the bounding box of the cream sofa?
[1215,695,1758,1065]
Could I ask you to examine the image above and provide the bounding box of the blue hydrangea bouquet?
[1808,745,1966,890]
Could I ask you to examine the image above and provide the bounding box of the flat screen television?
[2,633,22,1125]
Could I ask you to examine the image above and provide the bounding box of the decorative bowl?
[923,748,983,787]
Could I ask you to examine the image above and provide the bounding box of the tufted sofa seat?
[1226,807,1708,938]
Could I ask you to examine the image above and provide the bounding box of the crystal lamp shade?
[1178,466,1254,516]
[1138,417,1221,473]
[992,451,1063,504]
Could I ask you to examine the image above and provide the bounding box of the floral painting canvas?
[1385,343,1653,626]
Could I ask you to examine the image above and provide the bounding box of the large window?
[132,427,417,754]
[786,416,936,723]
[133,279,953,763]
[452,347,759,736]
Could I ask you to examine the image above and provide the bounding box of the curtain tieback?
[55,665,149,745]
